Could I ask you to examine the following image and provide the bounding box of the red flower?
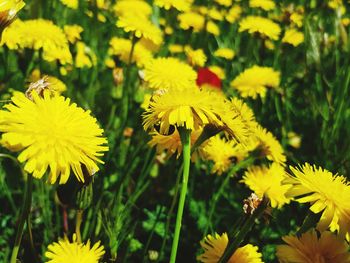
[196,68,222,89]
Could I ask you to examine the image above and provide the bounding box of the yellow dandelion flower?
[282,28,304,47]
[168,44,184,54]
[276,230,350,263]
[75,41,97,68]
[230,97,257,129]
[214,0,232,7]
[108,37,152,67]
[239,16,281,41]
[142,87,224,134]
[242,164,291,208]
[198,232,263,263]
[197,6,208,15]
[60,0,78,9]
[0,0,25,35]
[144,57,197,90]
[328,0,344,10]
[201,135,237,175]
[185,47,207,67]
[206,20,220,36]
[0,91,108,184]
[116,15,162,45]
[214,48,235,60]
[178,11,205,32]
[64,25,83,44]
[290,12,303,28]
[249,0,275,11]
[226,5,242,23]
[148,128,201,159]
[45,234,105,263]
[209,65,225,80]
[113,0,152,18]
[252,125,286,165]
[154,0,191,11]
[141,93,152,110]
[208,7,224,21]
[285,163,350,236]
[1,19,72,64]
[230,65,280,99]
[342,18,350,27]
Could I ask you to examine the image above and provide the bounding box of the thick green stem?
[169,129,191,263]
[158,164,183,262]
[217,198,269,263]
[10,173,33,263]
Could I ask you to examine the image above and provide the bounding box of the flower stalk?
[10,173,33,263]
[169,128,191,263]
[218,197,269,263]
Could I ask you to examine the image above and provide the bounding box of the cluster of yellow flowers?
[1,0,349,262]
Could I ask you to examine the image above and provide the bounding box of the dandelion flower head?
[1,19,72,64]
[285,163,350,236]
[200,135,237,175]
[251,125,286,165]
[45,234,105,263]
[226,5,242,23]
[178,11,205,32]
[0,91,108,184]
[249,0,275,11]
[276,230,350,263]
[239,16,281,41]
[116,14,162,45]
[231,65,280,99]
[142,87,226,134]
[214,0,232,7]
[282,28,304,47]
[154,0,191,11]
[242,163,291,208]
[214,48,235,60]
[144,57,197,90]
[64,24,83,44]
[75,41,97,68]
[113,0,152,18]
[185,46,207,67]
[60,0,78,9]
[198,232,263,263]
[148,128,201,159]
[108,37,152,67]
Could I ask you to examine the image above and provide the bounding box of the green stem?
[205,157,256,235]
[158,164,183,262]
[10,173,33,263]
[169,129,191,263]
[217,198,268,263]
[120,34,137,129]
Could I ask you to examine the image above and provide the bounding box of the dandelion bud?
[148,250,159,261]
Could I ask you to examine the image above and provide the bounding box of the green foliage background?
[0,0,349,262]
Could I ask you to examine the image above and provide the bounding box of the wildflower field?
[1,0,350,262]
